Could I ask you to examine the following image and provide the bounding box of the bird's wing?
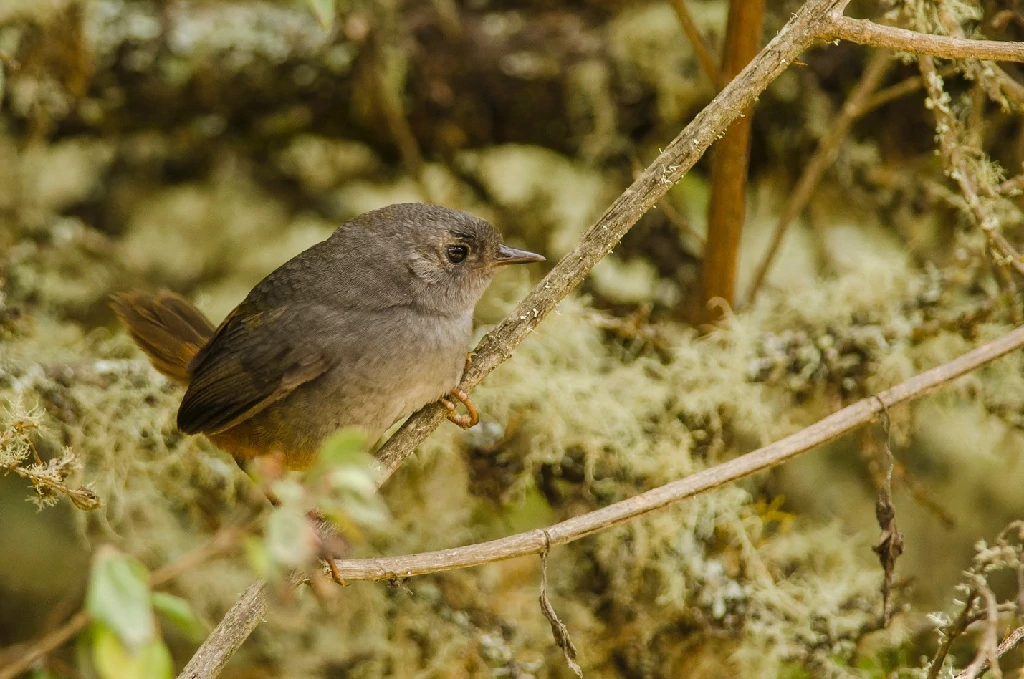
[176,301,332,435]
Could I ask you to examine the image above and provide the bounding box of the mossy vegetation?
[1,0,1023,677]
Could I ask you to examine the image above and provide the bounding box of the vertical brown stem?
[695,0,766,323]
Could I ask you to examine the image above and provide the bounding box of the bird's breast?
[319,308,471,434]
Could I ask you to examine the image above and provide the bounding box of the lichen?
[2,0,1023,676]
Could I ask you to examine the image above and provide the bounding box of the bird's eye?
[446,244,469,264]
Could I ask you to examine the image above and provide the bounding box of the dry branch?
[326,325,1024,580]
[178,2,847,674]
[0,612,89,679]
[373,0,850,482]
[927,588,981,679]
[828,16,1024,61]
[177,582,269,679]
[953,625,1024,679]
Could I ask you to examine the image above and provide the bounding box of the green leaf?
[151,591,205,640]
[92,623,173,679]
[85,547,155,649]
[307,0,334,30]
[265,506,317,568]
[270,477,306,506]
[326,464,378,497]
[311,429,388,538]
[312,428,370,479]
[244,535,272,577]
[29,668,63,679]
[320,471,388,526]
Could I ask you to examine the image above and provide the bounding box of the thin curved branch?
[372,0,849,482]
[0,613,89,679]
[177,3,850,676]
[953,625,1024,679]
[177,582,269,679]
[329,325,1024,580]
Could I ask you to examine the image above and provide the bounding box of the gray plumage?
[160,202,543,468]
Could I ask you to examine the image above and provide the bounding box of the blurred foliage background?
[1,0,1024,677]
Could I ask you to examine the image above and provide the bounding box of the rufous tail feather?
[111,291,215,385]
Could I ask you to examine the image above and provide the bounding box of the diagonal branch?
[953,624,1024,679]
[177,3,848,677]
[373,0,849,482]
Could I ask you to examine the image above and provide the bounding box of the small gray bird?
[112,203,544,470]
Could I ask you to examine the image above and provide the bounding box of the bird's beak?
[494,244,545,266]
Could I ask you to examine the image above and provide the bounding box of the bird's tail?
[110,291,216,385]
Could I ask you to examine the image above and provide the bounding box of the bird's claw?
[324,557,346,586]
[441,388,479,429]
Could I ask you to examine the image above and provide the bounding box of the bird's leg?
[441,388,479,429]
[308,510,349,585]
[239,455,348,585]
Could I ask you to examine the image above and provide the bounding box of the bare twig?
[325,325,1024,581]
[0,612,89,679]
[927,523,1024,678]
[828,16,1024,62]
[177,582,269,679]
[891,459,957,528]
[926,588,980,679]
[538,541,582,678]
[150,527,243,587]
[744,50,893,305]
[668,0,722,87]
[373,0,851,483]
[958,582,1004,679]
[953,624,1024,679]
[860,71,927,113]
[176,0,844,668]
